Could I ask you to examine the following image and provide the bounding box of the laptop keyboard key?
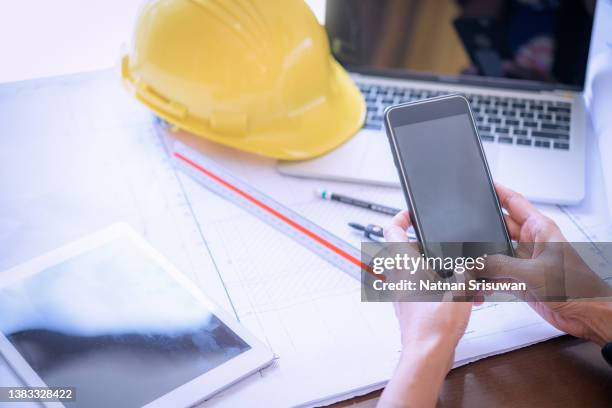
[548,106,571,114]
[554,142,569,150]
[532,130,569,140]
[363,122,381,130]
[513,129,528,136]
[506,119,519,126]
[498,136,513,144]
[481,134,495,142]
[496,127,509,134]
[516,138,532,146]
[541,123,570,132]
[538,113,552,121]
[534,140,551,148]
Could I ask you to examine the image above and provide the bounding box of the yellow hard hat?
[122,0,365,160]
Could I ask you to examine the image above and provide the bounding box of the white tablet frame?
[0,224,274,408]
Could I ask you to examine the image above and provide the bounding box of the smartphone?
[384,95,513,268]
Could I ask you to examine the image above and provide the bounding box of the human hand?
[480,184,612,346]
[384,210,472,350]
[379,211,472,408]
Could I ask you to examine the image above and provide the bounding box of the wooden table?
[333,336,612,407]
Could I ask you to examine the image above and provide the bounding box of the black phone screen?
[388,98,512,257]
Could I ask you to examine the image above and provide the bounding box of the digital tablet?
[0,224,273,408]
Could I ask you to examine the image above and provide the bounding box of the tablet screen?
[0,237,250,407]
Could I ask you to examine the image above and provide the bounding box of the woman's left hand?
[378,210,472,408]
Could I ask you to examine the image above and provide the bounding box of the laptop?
[278,0,597,205]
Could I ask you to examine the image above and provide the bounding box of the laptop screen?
[326,0,596,89]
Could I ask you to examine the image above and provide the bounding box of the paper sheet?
[0,71,222,293]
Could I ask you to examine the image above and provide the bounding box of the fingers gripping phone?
[384,95,513,270]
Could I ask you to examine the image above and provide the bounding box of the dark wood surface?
[333,336,612,407]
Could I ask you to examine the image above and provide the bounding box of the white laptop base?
[278,74,586,205]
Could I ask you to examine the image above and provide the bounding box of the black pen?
[316,189,401,216]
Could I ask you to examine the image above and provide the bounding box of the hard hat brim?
[123,58,365,161]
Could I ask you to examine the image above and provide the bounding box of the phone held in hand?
[384,94,513,276]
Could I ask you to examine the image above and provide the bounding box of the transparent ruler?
[170,140,369,281]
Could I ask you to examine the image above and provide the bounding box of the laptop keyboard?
[357,82,571,150]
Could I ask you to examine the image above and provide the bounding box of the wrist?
[574,302,612,346]
[380,337,456,408]
[398,335,458,383]
[400,335,457,367]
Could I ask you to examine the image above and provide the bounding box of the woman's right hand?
[480,184,612,346]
